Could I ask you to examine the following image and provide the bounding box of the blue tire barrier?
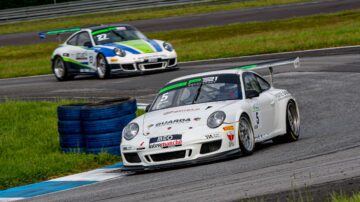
[81,98,137,121]
[61,147,85,153]
[85,131,121,148]
[58,120,82,134]
[86,145,120,156]
[57,103,88,121]
[83,113,136,135]
[59,133,85,148]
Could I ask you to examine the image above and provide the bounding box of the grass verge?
[1,9,360,78]
[0,100,133,190]
[0,0,308,35]
[332,193,360,202]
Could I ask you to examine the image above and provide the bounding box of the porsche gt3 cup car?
[39,24,177,81]
[120,58,301,171]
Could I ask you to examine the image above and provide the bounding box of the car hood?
[141,100,237,135]
[103,39,162,54]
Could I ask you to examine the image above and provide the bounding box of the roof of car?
[168,69,244,84]
[84,24,132,32]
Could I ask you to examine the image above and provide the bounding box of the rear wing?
[236,57,300,85]
[38,27,81,41]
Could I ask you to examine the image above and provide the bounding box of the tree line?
[1,0,79,10]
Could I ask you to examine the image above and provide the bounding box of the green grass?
[0,100,122,190]
[332,193,360,202]
[0,0,308,35]
[1,9,360,78]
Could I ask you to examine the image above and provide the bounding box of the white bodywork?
[121,67,300,168]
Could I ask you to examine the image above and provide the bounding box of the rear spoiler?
[236,57,300,85]
[38,27,81,40]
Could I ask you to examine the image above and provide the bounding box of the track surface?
[1,0,360,46]
[2,53,360,201]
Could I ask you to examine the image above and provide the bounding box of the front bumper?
[110,58,178,74]
[121,148,240,172]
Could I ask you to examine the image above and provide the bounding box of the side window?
[243,72,261,93]
[255,75,271,92]
[67,35,78,46]
[77,32,92,46]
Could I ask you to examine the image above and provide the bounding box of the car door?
[75,31,97,71]
[242,72,276,139]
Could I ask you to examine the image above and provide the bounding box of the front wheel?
[97,54,110,79]
[52,56,72,81]
[273,100,300,143]
[238,115,255,155]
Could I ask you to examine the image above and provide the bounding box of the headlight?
[123,123,139,140]
[207,111,226,128]
[114,48,126,57]
[163,42,173,52]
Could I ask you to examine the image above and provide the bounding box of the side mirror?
[145,104,151,112]
[245,90,260,99]
[84,41,93,48]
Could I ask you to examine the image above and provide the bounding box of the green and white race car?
[39,24,177,81]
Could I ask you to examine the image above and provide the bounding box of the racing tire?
[273,100,300,143]
[81,98,137,121]
[85,131,121,148]
[96,54,111,79]
[86,145,120,156]
[52,56,73,81]
[57,104,88,121]
[58,120,82,134]
[83,113,136,135]
[238,115,255,156]
[59,133,85,148]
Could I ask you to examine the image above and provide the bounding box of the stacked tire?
[81,98,137,156]
[56,98,137,156]
[57,104,87,153]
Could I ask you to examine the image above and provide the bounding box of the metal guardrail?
[0,0,210,23]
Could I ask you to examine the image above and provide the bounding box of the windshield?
[92,26,147,45]
[151,74,242,111]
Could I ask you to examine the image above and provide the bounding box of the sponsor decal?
[147,124,154,128]
[149,134,182,148]
[155,118,191,127]
[223,125,234,131]
[227,131,235,147]
[122,145,133,151]
[137,141,145,150]
[193,117,201,121]
[76,52,87,60]
[89,56,94,64]
[205,133,220,139]
[163,108,200,115]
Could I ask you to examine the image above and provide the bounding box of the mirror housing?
[84,41,93,48]
[145,104,151,112]
[246,90,260,99]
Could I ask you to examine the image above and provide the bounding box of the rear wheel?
[97,54,110,79]
[238,115,255,155]
[273,101,300,143]
[52,56,72,81]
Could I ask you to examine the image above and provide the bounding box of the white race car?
[121,58,301,171]
[39,24,177,81]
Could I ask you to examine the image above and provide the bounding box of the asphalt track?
[1,0,360,46]
[1,51,360,201]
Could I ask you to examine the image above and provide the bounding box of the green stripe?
[119,40,154,53]
[159,77,202,94]
[237,64,257,70]
[159,82,187,94]
[92,27,117,35]
[62,57,91,69]
[46,28,81,35]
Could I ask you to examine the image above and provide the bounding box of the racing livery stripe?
[92,27,117,35]
[62,57,92,69]
[146,39,162,52]
[118,40,155,54]
[238,64,257,70]
[111,43,142,54]
[159,81,187,93]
